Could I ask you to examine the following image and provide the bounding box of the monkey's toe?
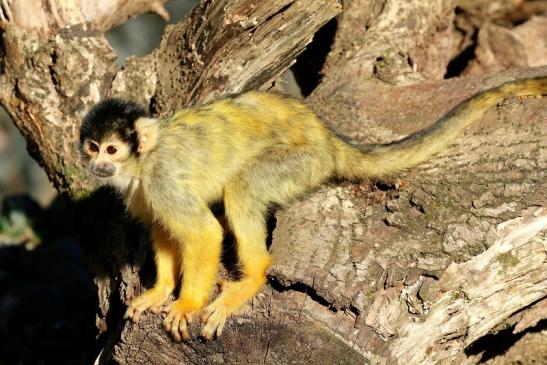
[163,304,195,341]
[201,302,229,340]
[125,304,147,322]
[125,288,171,322]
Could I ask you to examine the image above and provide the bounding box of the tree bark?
[0,0,545,364]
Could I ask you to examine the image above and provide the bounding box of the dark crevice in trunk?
[445,13,478,79]
[291,18,337,97]
[268,276,338,313]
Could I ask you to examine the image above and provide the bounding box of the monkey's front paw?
[125,287,171,322]
[163,301,200,342]
[201,299,232,340]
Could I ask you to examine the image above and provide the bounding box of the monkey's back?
[142,92,334,205]
[185,91,329,148]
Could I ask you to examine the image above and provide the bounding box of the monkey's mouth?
[90,167,115,179]
[89,161,117,178]
[91,170,114,178]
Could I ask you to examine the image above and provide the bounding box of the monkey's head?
[79,98,159,180]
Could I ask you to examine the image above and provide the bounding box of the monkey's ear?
[135,117,159,153]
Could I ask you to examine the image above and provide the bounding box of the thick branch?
[0,0,170,32]
[113,0,342,112]
[270,65,547,363]
[390,208,546,364]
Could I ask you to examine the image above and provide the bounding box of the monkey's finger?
[170,314,182,342]
[201,306,214,323]
[179,318,190,341]
[150,304,162,314]
[124,306,140,322]
[163,311,175,331]
[132,309,142,322]
[184,313,193,325]
[216,319,226,338]
[201,326,214,340]
[202,312,220,340]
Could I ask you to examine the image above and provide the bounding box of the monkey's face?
[81,134,133,179]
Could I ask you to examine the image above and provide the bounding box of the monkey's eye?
[107,146,118,155]
[89,142,99,153]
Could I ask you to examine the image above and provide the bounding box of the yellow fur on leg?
[201,263,269,339]
[162,217,223,342]
[125,225,178,322]
[202,188,271,339]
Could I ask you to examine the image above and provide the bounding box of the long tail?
[332,76,547,179]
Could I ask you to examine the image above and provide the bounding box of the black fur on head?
[80,97,148,156]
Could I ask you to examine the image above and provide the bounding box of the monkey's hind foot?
[163,299,203,342]
[201,278,263,340]
[201,298,233,340]
[125,287,172,322]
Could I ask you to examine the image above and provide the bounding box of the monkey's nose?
[91,162,116,178]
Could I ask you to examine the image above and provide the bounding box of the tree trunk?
[1,0,545,364]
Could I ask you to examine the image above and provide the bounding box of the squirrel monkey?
[79,77,546,341]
